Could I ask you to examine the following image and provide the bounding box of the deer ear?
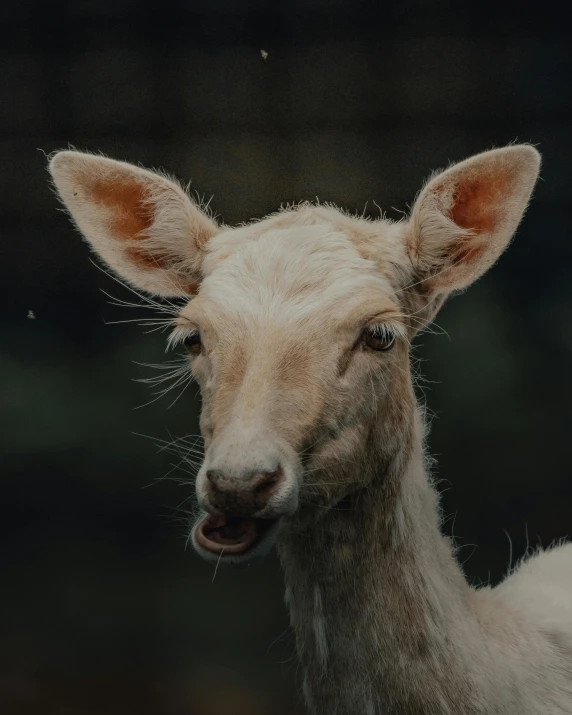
[49,151,218,297]
[407,145,541,296]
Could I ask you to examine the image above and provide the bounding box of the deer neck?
[277,410,482,715]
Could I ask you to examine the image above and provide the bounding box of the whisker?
[91,258,182,315]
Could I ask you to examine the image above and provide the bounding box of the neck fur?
[278,410,485,715]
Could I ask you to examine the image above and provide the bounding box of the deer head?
[49,145,540,564]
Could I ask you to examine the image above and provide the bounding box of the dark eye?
[362,324,395,352]
[184,332,202,355]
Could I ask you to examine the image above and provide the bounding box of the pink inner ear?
[91,178,153,241]
[91,176,170,272]
[90,175,200,295]
[449,167,514,235]
[425,165,519,291]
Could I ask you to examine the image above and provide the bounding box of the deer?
[49,144,572,714]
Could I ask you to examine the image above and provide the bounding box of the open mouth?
[194,513,279,558]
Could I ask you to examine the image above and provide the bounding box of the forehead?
[187,232,397,334]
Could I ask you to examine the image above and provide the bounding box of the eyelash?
[167,326,200,352]
[169,321,402,356]
[361,323,398,352]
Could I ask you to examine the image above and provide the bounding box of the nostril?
[206,467,281,490]
[206,469,219,485]
[252,467,283,500]
[204,466,283,514]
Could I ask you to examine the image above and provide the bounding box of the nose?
[206,467,282,516]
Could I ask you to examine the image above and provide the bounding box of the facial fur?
[48,145,541,563]
[175,217,416,528]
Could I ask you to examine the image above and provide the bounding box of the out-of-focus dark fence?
[1,1,572,713]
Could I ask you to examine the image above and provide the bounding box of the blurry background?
[2,1,572,713]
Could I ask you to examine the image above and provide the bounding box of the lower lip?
[194,514,279,557]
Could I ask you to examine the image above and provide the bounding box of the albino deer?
[49,145,572,714]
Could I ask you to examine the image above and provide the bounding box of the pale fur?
[49,151,217,296]
[49,145,572,714]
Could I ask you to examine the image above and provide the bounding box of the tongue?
[195,515,259,554]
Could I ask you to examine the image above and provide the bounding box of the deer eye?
[362,324,395,352]
[184,332,202,355]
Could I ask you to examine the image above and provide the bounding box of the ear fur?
[407,145,541,296]
[49,151,218,296]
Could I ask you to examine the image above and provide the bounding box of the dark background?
[2,1,572,713]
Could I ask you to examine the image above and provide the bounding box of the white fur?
[198,226,399,327]
[49,145,572,714]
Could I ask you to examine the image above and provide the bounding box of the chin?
[191,512,284,566]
